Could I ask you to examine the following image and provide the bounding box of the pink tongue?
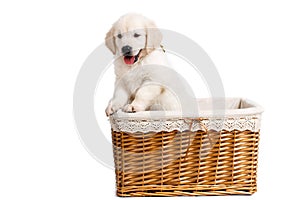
[124,56,135,65]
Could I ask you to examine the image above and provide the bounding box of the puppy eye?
[117,33,122,39]
[134,33,140,38]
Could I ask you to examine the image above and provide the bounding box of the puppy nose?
[121,45,132,55]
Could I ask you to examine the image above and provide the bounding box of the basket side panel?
[111,129,259,196]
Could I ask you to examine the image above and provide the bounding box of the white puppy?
[105,13,188,116]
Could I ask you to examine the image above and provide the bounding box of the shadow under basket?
[109,98,263,197]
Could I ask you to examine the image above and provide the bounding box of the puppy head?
[105,13,162,65]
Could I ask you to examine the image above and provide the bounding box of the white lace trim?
[110,114,261,133]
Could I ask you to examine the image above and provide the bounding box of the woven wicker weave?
[109,98,262,197]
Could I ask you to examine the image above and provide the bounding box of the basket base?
[116,184,257,197]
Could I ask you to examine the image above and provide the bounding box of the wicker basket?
[109,98,263,197]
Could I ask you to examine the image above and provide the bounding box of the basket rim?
[110,97,263,120]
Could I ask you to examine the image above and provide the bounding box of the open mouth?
[123,50,141,65]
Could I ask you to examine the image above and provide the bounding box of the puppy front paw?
[105,101,122,116]
[123,103,147,113]
[105,102,114,116]
[123,104,136,113]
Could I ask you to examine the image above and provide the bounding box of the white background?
[1,0,299,199]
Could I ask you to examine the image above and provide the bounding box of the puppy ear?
[145,20,162,53]
[105,26,116,55]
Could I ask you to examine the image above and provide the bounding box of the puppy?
[105,13,188,116]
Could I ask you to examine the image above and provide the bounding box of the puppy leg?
[106,86,129,116]
[124,84,163,112]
